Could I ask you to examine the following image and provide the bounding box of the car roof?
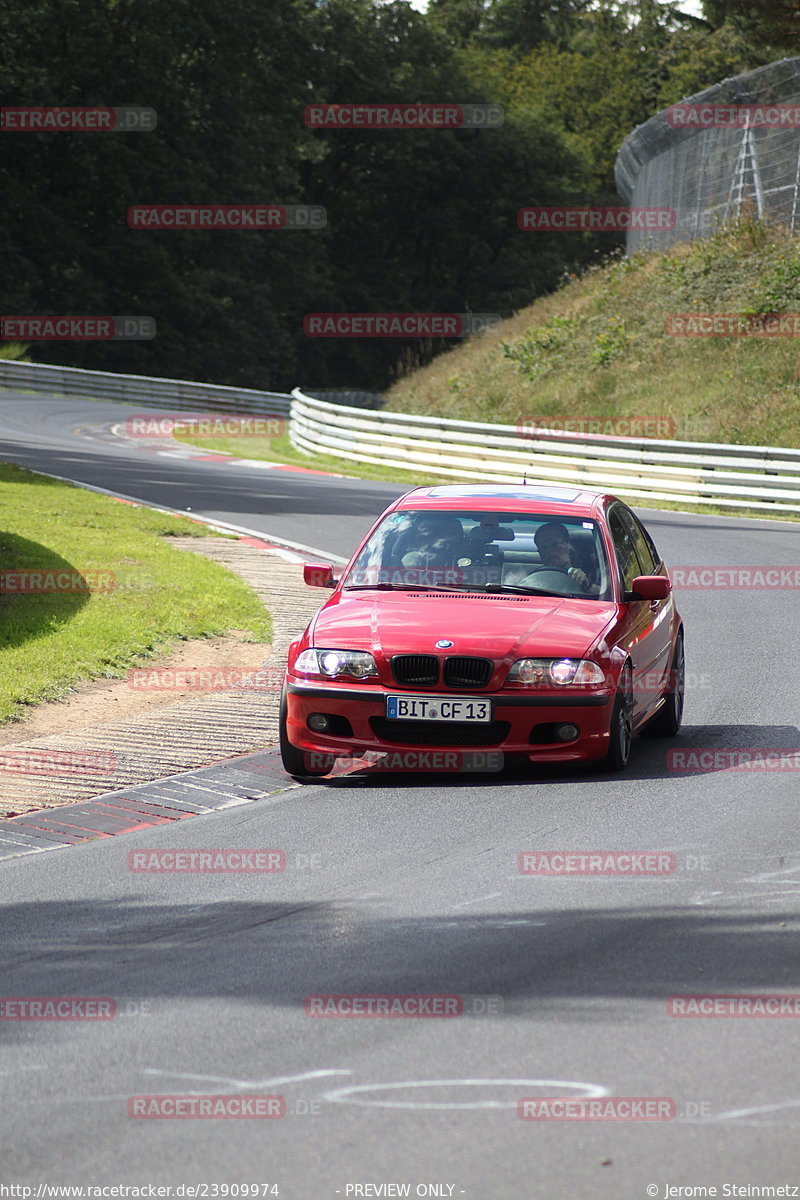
[393,483,616,519]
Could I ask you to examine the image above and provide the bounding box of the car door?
[607,504,672,720]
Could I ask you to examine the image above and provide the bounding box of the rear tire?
[279,687,335,779]
[603,663,633,772]
[643,632,684,737]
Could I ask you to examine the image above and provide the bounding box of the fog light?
[308,713,330,733]
[556,723,579,742]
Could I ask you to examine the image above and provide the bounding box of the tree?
[701,0,800,50]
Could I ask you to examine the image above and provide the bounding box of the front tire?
[603,663,633,772]
[279,687,335,779]
[643,632,685,737]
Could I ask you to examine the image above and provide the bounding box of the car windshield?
[344,509,613,600]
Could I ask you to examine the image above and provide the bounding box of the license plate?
[386,694,492,723]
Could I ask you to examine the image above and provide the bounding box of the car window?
[618,506,658,575]
[345,509,613,598]
[634,511,661,569]
[608,507,644,591]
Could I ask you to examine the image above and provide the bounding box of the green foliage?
[501,315,579,381]
[388,221,800,454]
[0,0,790,391]
[701,0,800,51]
[590,317,627,365]
[0,343,30,362]
[751,250,800,313]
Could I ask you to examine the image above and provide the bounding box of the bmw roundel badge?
[435,639,454,649]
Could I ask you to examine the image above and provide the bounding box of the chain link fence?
[615,56,800,253]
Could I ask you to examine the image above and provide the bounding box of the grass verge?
[0,463,271,722]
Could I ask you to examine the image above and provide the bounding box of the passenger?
[400,514,464,568]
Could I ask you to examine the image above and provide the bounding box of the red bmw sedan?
[280,484,684,778]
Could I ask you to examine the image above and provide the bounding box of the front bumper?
[285,679,613,764]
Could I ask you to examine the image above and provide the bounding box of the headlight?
[294,648,378,679]
[507,658,606,686]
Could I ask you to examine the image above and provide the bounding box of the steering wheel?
[519,566,580,595]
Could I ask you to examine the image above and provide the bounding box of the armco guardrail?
[291,389,800,515]
[0,359,292,415]
[2,362,798,514]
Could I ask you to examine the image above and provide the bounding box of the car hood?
[310,590,618,664]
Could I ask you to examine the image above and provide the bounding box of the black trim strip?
[288,684,385,701]
[288,683,610,707]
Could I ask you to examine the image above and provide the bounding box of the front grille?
[370,717,510,747]
[391,654,439,687]
[444,656,493,688]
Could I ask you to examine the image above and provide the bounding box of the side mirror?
[303,562,336,588]
[628,575,671,601]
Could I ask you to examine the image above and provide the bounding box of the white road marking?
[451,893,502,908]
[713,1098,800,1121]
[323,1077,609,1110]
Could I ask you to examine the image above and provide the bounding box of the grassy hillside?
[385,220,800,449]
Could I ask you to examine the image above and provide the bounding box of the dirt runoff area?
[0,632,275,746]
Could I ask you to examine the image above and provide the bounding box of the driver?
[533,522,598,595]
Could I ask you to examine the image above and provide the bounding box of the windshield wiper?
[345,582,568,596]
[344,583,460,591]
[482,583,564,597]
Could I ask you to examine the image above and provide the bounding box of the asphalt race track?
[0,391,399,560]
[2,391,800,1197]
